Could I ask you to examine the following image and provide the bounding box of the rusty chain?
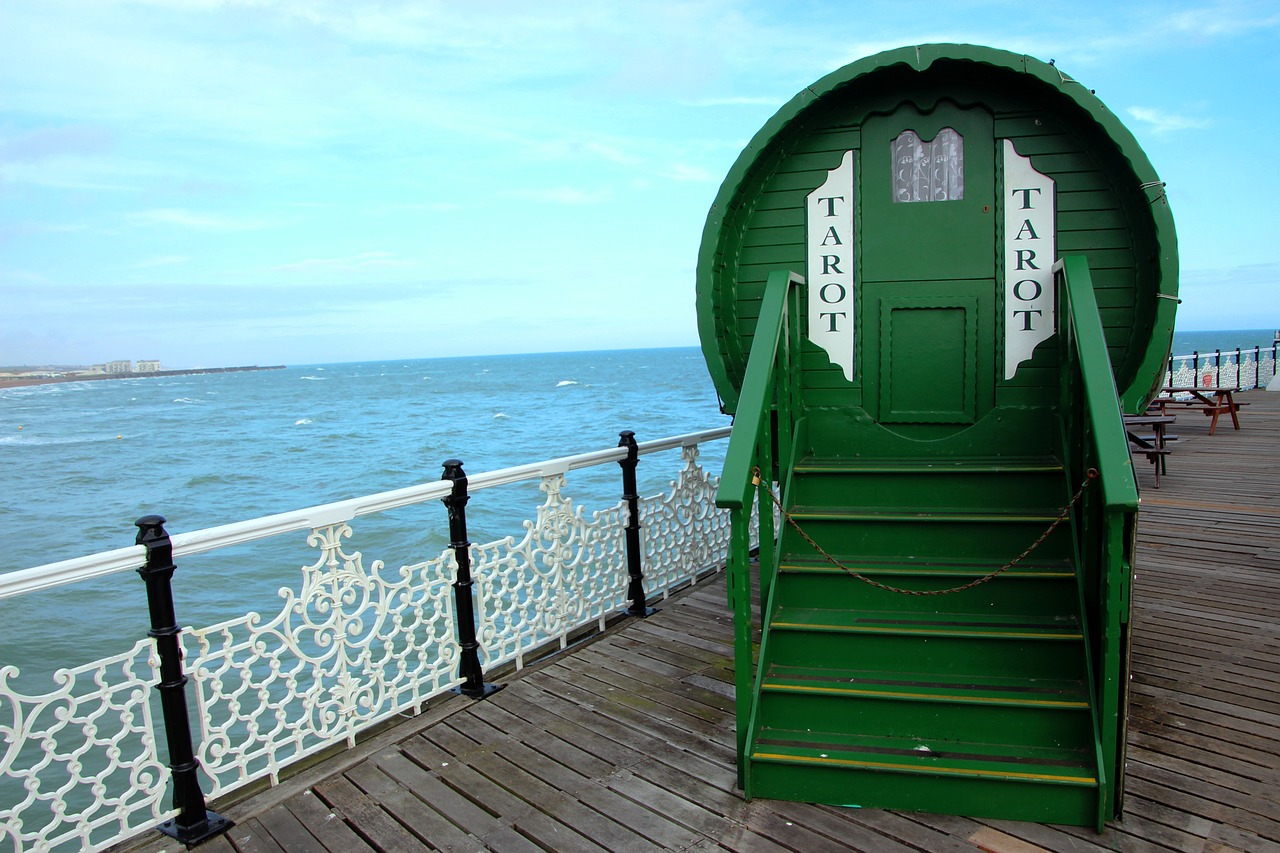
[751,466,1099,596]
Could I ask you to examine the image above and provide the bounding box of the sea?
[0,333,1274,685]
[0,348,728,692]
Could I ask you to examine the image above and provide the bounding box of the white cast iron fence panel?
[0,640,175,853]
[0,428,734,853]
[472,472,628,671]
[187,521,461,797]
[1219,357,1239,390]
[640,444,732,597]
[1165,349,1278,394]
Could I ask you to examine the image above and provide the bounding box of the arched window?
[891,127,964,202]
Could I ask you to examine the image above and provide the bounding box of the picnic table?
[1155,387,1245,435]
[1124,413,1176,487]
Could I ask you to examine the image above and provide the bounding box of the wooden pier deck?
[130,391,1280,853]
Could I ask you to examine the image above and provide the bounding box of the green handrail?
[715,268,803,787]
[1055,256,1140,513]
[716,269,803,511]
[1055,254,1140,829]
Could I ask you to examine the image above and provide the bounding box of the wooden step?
[769,606,1082,640]
[765,605,1085,678]
[757,663,1094,748]
[795,455,1064,474]
[748,728,1098,825]
[775,510,1074,561]
[761,664,1089,709]
[752,729,1096,787]
[787,505,1061,523]
[779,554,1074,579]
[789,456,1069,510]
[772,556,1077,614]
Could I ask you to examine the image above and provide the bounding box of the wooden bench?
[1155,388,1247,435]
[1124,414,1176,487]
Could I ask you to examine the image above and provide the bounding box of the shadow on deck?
[127,392,1280,853]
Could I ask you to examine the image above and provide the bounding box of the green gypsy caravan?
[702,45,1177,829]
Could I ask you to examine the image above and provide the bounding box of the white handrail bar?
[0,427,731,601]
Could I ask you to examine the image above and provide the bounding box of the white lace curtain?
[892,127,964,203]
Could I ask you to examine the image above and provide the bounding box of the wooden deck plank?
[128,390,1280,852]
[219,819,289,853]
[278,790,372,853]
[344,759,485,850]
[256,803,340,853]
[311,775,431,853]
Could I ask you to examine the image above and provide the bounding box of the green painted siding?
[698,46,1175,416]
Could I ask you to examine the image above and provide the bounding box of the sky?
[1,0,1278,368]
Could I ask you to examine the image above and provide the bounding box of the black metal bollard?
[441,460,501,699]
[134,516,233,846]
[618,431,656,617]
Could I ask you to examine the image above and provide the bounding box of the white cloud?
[680,96,785,107]
[1126,107,1212,134]
[272,251,419,273]
[1163,4,1280,37]
[509,187,610,205]
[1174,262,1279,329]
[661,163,718,183]
[126,208,276,230]
[131,255,190,268]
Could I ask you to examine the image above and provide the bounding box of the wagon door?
[859,101,997,426]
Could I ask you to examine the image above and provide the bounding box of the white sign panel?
[1003,140,1056,379]
[806,150,856,381]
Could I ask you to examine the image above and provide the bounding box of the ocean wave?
[185,473,252,488]
[0,433,122,447]
[556,380,579,387]
[173,397,206,404]
[0,382,86,400]
[300,376,326,381]
[295,418,313,425]
[493,412,509,419]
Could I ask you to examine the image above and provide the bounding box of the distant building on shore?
[88,359,162,374]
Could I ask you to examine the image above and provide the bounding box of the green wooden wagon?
[702,44,1177,830]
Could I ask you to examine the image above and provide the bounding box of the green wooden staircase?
[717,262,1140,831]
[746,454,1103,825]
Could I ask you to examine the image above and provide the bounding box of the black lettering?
[1011,187,1042,209]
[1012,309,1043,331]
[821,226,842,246]
[1015,249,1039,270]
[1014,219,1039,240]
[819,311,847,332]
[819,282,846,304]
[817,195,845,216]
[1012,279,1042,301]
[821,255,844,275]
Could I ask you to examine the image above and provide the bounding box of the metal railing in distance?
[0,428,735,853]
[1164,344,1278,393]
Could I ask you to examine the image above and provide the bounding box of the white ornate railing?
[1164,345,1278,392]
[0,428,739,853]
